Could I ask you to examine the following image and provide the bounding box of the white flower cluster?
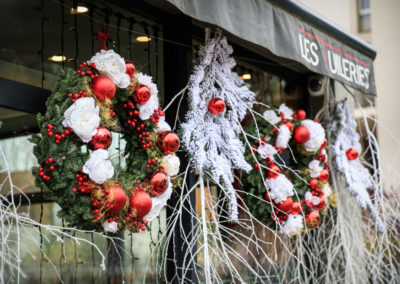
[308,159,323,178]
[305,191,321,207]
[263,110,280,125]
[102,220,119,233]
[83,149,114,184]
[280,214,304,236]
[62,97,100,143]
[276,124,291,149]
[278,104,293,120]
[257,143,277,160]
[301,119,326,153]
[265,174,294,204]
[143,181,173,222]
[135,73,160,120]
[89,49,130,88]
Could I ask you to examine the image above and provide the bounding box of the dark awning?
[166,0,376,95]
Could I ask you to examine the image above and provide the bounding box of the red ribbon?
[96,25,109,51]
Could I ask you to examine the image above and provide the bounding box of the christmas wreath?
[31,48,180,233]
[242,104,333,236]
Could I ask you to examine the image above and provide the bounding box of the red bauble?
[157,131,180,154]
[296,109,306,120]
[150,172,169,196]
[277,197,293,213]
[293,126,310,144]
[312,196,325,211]
[309,178,319,189]
[285,121,293,131]
[264,191,271,201]
[267,165,280,179]
[125,60,136,78]
[319,169,329,183]
[91,76,116,101]
[80,181,95,195]
[208,97,226,114]
[305,210,320,229]
[134,84,151,104]
[346,147,359,161]
[129,191,152,217]
[88,126,112,150]
[291,201,302,215]
[108,185,128,214]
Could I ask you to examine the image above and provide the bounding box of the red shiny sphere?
[108,185,128,214]
[129,191,152,217]
[346,147,359,161]
[88,126,112,150]
[264,191,271,201]
[208,97,226,114]
[91,76,116,101]
[305,210,320,229]
[277,197,293,213]
[293,126,310,144]
[125,61,136,78]
[150,172,169,196]
[134,84,151,104]
[267,165,280,179]
[291,201,302,215]
[309,178,319,189]
[296,109,306,120]
[318,169,329,183]
[157,131,180,154]
[312,196,326,211]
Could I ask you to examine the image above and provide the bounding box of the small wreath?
[31,49,180,233]
[242,104,333,236]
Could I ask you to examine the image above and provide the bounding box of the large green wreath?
[30,50,180,233]
[241,104,333,235]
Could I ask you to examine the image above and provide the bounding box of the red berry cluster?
[76,62,99,80]
[149,107,164,125]
[125,215,147,232]
[109,109,116,116]
[38,157,56,181]
[146,158,158,169]
[271,210,288,224]
[46,123,72,144]
[71,170,89,193]
[91,185,118,222]
[67,90,87,103]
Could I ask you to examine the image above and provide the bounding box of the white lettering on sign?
[299,34,319,66]
[327,50,370,90]
[298,30,370,91]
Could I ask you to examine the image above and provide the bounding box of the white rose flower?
[102,220,118,233]
[321,149,328,162]
[155,116,171,133]
[135,72,158,97]
[143,182,173,222]
[257,143,277,160]
[301,119,325,153]
[265,174,294,203]
[83,149,114,184]
[263,110,280,125]
[89,49,130,88]
[62,97,100,143]
[305,191,321,206]
[322,184,332,203]
[139,95,159,120]
[160,154,180,177]
[276,124,291,149]
[281,214,304,236]
[279,104,293,120]
[308,159,323,178]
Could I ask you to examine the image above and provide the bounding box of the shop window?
[358,0,371,33]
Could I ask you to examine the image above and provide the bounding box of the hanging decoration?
[181,34,255,221]
[31,36,179,233]
[242,104,333,235]
[328,100,384,232]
